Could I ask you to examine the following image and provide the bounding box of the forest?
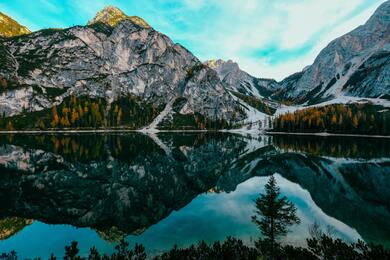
[0,95,233,131]
[272,103,390,135]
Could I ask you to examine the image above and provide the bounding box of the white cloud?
[276,0,365,49]
[2,0,387,81]
[163,0,387,80]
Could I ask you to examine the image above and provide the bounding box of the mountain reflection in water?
[0,133,389,258]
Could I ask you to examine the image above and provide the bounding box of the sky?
[0,0,387,80]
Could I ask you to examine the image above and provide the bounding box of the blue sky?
[0,0,387,80]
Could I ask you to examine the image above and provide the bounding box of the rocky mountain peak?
[205,59,278,99]
[205,59,239,73]
[0,12,30,37]
[274,0,390,104]
[87,6,150,28]
[367,0,390,27]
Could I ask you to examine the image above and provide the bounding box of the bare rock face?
[274,1,390,104]
[205,59,279,99]
[0,7,242,122]
[182,65,242,119]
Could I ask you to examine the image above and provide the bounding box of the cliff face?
[274,1,390,104]
[0,7,243,125]
[0,2,389,126]
[205,59,279,99]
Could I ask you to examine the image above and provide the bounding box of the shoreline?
[0,129,213,134]
[0,129,389,138]
[266,131,390,139]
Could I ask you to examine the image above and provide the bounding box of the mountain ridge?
[87,6,150,28]
[0,12,30,37]
[0,3,389,130]
[0,6,245,130]
[273,0,390,104]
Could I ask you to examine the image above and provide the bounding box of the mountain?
[0,2,389,130]
[0,12,30,37]
[87,6,150,28]
[273,0,390,104]
[0,7,244,130]
[205,59,279,98]
[204,59,279,122]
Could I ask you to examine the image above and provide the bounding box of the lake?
[0,132,389,258]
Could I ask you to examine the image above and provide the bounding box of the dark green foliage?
[156,237,258,260]
[1,235,390,259]
[171,97,187,113]
[0,42,14,72]
[0,94,234,130]
[44,87,68,100]
[64,241,81,260]
[272,134,390,159]
[0,95,166,130]
[232,91,276,115]
[61,239,146,260]
[305,235,390,260]
[17,49,47,77]
[159,112,231,130]
[273,103,390,135]
[252,175,300,257]
[0,96,108,130]
[37,28,63,37]
[0,250,17,260]
[108,96,164,128]
[185,64,207,79]
[88,22,114,36]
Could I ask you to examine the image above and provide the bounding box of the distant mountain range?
[0,1,389,130]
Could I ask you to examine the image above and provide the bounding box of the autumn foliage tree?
[273,103,390,135]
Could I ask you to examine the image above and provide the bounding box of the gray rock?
[0,9,242,122]
[273,0,390,104]
[205,59,279,99]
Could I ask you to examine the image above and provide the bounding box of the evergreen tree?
[252,175,300,258]
[64,241,81,260]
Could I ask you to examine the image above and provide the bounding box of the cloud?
[1,0,387,80]
[146,0,386,80]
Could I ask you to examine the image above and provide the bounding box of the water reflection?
[0,133,389,257]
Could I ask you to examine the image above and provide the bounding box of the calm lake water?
[0,133,389,258]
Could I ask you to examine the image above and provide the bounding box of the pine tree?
[252,175,300,258]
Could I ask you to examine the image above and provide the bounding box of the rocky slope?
[205,0,390,108]
[0,2,389,128]
[0,7,243,127]
[273,0,390,104]
[0,12,30,37]
[205,59,279,98]
[204,59,280,123]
